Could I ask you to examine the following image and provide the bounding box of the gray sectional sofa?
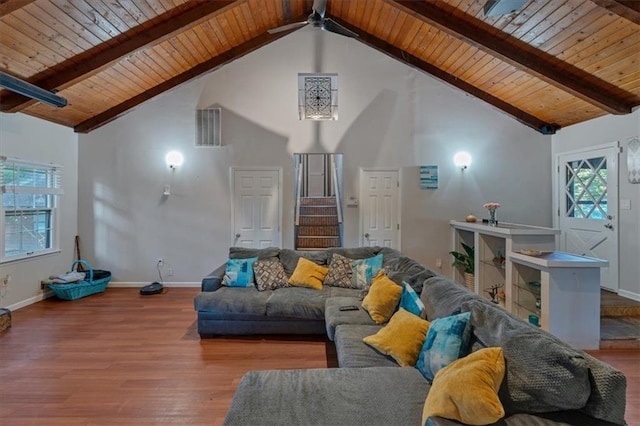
[193,247,627,426]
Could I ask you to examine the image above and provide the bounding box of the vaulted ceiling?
[1,0,638,134]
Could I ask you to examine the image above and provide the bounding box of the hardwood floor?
[1,288,638,425]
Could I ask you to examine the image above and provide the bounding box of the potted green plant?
[449,243,475,291]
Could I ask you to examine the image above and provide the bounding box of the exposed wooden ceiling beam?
[0,0,237,113]
[331,17,558,135]
[591,0,640,25]
[74,19,305,134]
[0,0,36,18]
[391,0,636,115]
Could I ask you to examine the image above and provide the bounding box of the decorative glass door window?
[564,156,607,220]
[298,73,338,120]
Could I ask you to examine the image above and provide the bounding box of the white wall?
[77,28,551,284]
[0,113,78,309]
[552,110,640,300]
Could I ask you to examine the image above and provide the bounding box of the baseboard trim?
[618,289,640,302]
[108,281,200,288]
[7,290,54,311]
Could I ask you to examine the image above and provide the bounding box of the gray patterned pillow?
[323,253,353,288]
[253,259,289,291]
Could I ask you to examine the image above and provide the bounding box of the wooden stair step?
[300,206,337,216]
[297,225,340,236]
[299,216,339,226]
[300,197,336,206]
[296,236,341,249]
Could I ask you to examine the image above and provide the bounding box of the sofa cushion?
[416,312,472,382]
[327,246,382,260]
[222,257,258,287]
[334,324,398,368]
[352,253,384,288]
[279,249,329,277]
[288,257,329,290]
[363,308,430,367]
[229,246,280,259]
[400,281,426,318]
[580,352,627,425]
[323,253,353,288]
[328,286,363,298]
[265,286,330,320]
[362,272,403,324]
[422,275,481,320]
[253,258,290,291]
[194,287,272,315]
[379,246,402,267]
[385,256,436,295]
[422,347,505,426]
[463,299,592,415]
[224,367,430,426]
[325,296,377,341]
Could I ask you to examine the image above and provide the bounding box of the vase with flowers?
[484,202,500,226]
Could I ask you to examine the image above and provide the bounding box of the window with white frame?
[0,156,63,262]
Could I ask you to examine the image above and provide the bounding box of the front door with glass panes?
[558,145,619,292]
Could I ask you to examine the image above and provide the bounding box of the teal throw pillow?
[351,253,383,289]
[416,311,472,382]
[399,281,425,318]
[222,257,258,287]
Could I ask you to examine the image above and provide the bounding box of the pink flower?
[484,202,500,210]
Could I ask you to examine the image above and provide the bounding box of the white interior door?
[360,169,400,249]
[557,145,619,291]
[306,154,325,197]
[231,168,282,248]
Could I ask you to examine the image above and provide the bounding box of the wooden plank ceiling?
[0,0,638,134]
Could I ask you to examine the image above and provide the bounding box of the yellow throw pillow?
[287,257,329,290]
[361,271,403,323]
[363,308,430,367]
[422,347,506,426]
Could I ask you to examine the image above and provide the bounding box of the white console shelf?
[450,221,608,349]
[508,251,607,350]
[450,220,559,296]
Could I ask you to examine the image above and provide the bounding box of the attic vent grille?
[196,107,221,147]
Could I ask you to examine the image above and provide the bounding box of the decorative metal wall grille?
[298,73,338,120]
[196,107,221,147]
[564,156,608,219]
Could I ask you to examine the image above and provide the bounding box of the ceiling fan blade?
[321,18,359,38]
[313,0,327,18]
[267,21,308,34]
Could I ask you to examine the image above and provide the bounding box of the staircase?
[296,196,342,250]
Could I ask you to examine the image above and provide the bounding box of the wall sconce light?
[454,151,472,170]
[165,151,184,169]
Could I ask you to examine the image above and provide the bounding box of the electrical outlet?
[167,268,173,276]
[435,258,442,268]
[157,258,164,267]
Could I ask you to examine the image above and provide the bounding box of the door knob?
[604,223,613,230]
[364,233,370,238]
[235,233,241,238]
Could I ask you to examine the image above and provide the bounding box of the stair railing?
[331,156,344,247]
[295,161,303,227]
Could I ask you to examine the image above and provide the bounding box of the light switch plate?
[620,199,631,210]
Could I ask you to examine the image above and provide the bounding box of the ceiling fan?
[268,0,358,38]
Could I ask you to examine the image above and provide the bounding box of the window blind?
[0,156,63,197]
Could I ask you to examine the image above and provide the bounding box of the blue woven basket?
[48,260,111,301]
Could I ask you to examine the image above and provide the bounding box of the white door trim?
[359,167,402,250]
[230,167,283,248]
[552,141,620,229]
[553,142,620,292]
